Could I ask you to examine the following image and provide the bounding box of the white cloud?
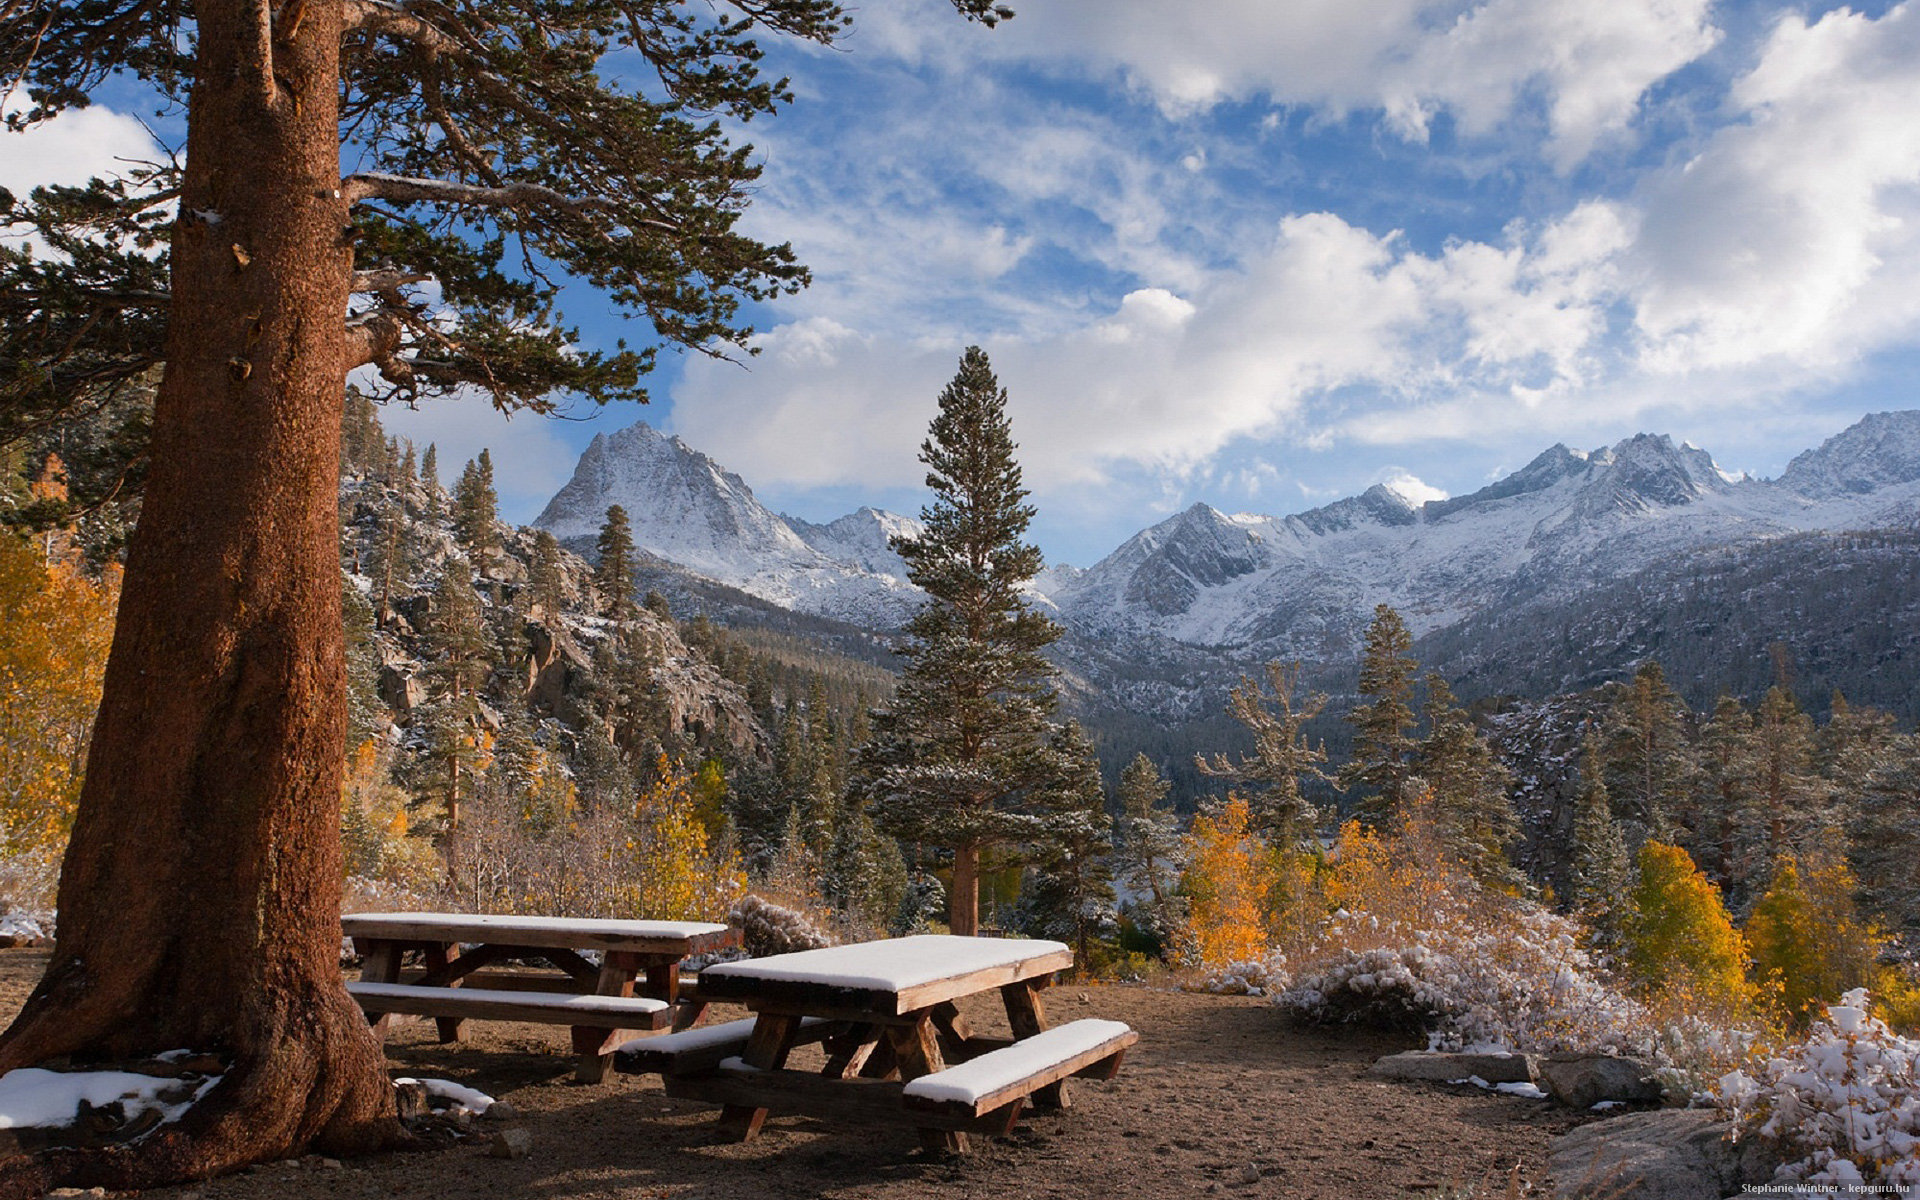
[0,96,160,198]
[1629,2,1920,373]
[1378,469,1449,505]
[863,0,1718,169]
[672,208,1625,494]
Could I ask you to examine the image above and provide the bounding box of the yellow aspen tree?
[630,755,745,921]
[1178,796,1277,966]
[1623,841,1754,1014]
[1746,852,1880,1026]
[0,535,119,856]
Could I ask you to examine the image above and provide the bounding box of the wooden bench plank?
[662,1063,1020,1136]
[346,982,673,1029]
[900,1019,1137,1119]
[613,1016,842,1077]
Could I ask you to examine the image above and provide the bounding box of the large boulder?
[1551,1110,1775,1200]
[377,665,427,712]
[1370,1050,1536,1085]
[1538,1054,1664,1108]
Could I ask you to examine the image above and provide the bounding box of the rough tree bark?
[949,841,980,936]
[0,0,401,1188]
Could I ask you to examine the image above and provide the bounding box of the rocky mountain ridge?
[534,422,922,627]
[534,412,1920,675]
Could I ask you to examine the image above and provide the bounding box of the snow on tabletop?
[701,935,1069,993]
[349,983,668,1013]
[0,1067,221,1131]
[901,1020,1132,1106]
[343,912,729,939]
[393,1078,494,1115]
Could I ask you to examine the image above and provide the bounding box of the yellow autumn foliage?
[625,754,745,921]
[0,535,119,857]
[1177,796,1277,966]
[1745,853,1881,1026]
[1623,841,1755,1017]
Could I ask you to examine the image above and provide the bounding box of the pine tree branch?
[348,268,429,292]
[339,172,679,235]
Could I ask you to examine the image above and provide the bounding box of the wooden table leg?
[1002,980,1068,1109]
[821,1023,882,1079]
[356,939,401,1037]
[929,1001,976,1063]
[572,950,641,1084]
[890,1015,967,1154]
[718,1013,800,1142]
[423,944,466,1044]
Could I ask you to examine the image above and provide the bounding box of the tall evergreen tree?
[363,496,411,627]
[452,451,500,561]
[1600,661,1695,842]
[596,505,638,618]
[1698,694,1759,897]
[1341,604,1419,829]
[857,347,1065,937]
[419,444,445,522]
[1114,752,1185,946]
[1851,734,1920,936]
[1414,674,1519,888]
[1750,685,1822,870]
[1568,731,1632,949]
[1195,660,1330,846]
[528,530,568,621]
[1018,723,1116,969]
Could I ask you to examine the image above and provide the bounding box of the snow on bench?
[346,982,673,1029]
[900,1019,1137,1118]
[612,1016,839,1077]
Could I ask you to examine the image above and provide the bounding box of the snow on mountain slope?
[533,412,1920,654]
[532,422,922,627]
[1049,415,1920,657]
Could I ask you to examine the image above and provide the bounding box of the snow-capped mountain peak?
[532,420,923,626]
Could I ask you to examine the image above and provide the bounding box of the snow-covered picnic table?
[342,911,740,1082]
[618,934,1137,1153]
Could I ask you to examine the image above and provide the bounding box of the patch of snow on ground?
[0,1067,219,1131]
[0,913,46,941]
[394,1077,494,1115]
[1448,1075,1549,1099]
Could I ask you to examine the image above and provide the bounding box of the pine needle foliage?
[859,347,1069,936]
[1342,604,1419,829]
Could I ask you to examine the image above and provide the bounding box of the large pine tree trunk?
[0,0,400,1187]
[949,841,980,936]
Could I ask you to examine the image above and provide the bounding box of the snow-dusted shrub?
[0,853,60,921]
[730,894,834,957]
[1718,989,1920,1194]
[1281,904,1680,1057]
[1194,957,1289,996]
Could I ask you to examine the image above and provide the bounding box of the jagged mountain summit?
[1050,416,1920,659]
[532,421,924,627]
[534,412,1920,673]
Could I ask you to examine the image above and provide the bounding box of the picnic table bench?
[343,911,739,1082]
[615,934,1137,1152]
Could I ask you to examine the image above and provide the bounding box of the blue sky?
[7,0,1920,565]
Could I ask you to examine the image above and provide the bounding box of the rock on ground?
[1369,1051,1536,1085]
[1551,1110,1775,1200]
[1536,1055,1663,1109]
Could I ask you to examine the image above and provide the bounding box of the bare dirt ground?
[0,948,1598,1199]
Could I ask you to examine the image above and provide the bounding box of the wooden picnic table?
[343,911,740,1082]
[624,934,1135,1153]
